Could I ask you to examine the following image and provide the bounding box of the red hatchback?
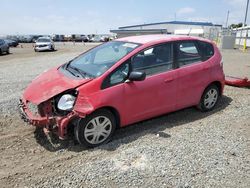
[19,35,225,147]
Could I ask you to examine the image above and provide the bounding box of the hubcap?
[84,116,112,144]
[204,88,218,109]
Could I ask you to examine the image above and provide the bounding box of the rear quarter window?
[198,41,214,61]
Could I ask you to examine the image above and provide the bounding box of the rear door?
[174,40,212,109]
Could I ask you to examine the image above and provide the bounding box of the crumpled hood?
[23,67,92,104]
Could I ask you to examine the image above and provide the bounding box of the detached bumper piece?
[18,99,79,139]
[225,76,250,87]
[18,99,50,126]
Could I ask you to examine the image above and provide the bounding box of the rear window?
[198,41,214,60]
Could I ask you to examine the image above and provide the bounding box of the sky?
[0,0,248,35]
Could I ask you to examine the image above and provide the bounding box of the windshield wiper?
[67,65,86,78]
[65,60,95,79]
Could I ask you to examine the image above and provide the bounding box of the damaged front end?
[19,90,88,139]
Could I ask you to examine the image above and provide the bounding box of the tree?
[229,23,244,29]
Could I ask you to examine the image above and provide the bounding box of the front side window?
[176,41,201,67]
[102,62,129,89]
[68,41,140,78]
[131,43,173,76]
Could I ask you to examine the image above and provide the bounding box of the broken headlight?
[57,94,76,111]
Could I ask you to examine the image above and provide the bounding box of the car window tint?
[198,41,214,61]
[176,41,201,67]
[131,43,173,76]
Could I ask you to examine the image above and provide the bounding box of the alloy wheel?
[84,116,112,145]
[204,88,218,109]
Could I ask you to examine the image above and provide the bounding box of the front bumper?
[34,46,52,51]
[18,99,79,139]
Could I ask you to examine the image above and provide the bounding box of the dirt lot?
[0,43,249,188]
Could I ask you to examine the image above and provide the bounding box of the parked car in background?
[4,39,19,47]
[0,39,9,55]
[34,37,55,52]
[19,35,33,43]
[73,35,89,42]
[89,35,102,42]
[19,35,225,147]
[32,35,44,43]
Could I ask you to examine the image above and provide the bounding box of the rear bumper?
[18,99,80,139]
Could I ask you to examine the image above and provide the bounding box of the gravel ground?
[0,43,249,188]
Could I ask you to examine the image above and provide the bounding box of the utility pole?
[239,0,250,48]
[243,0,249,51]
[225,10,230,28]
[244,0,249,27]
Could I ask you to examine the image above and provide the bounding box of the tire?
[74,109,116,147]
[6,48,9,54]
[197,84,220,112]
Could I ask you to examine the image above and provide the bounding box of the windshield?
[37,38,50,42]
[68,41,140,78]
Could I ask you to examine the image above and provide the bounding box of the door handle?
[164,78,174,83]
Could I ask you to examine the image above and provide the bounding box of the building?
[111,21,222,40]
[233,25,250,47]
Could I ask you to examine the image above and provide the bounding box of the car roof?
[116,34,208,44]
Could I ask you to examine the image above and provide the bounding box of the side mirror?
[128,71,146,82]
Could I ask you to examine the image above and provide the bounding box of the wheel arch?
[207,81,222,95]
[90,106,121,128]
[198,81,223,105]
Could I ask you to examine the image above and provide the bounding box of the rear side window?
[176,41,201,67]
[198,41,214,61]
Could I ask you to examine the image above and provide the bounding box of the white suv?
[34,37,55,52]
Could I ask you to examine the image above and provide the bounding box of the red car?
[19,35,225,147]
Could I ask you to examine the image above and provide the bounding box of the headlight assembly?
[57,94,76,111]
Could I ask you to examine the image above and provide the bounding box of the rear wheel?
[6,48,9,54]
[74,109,116,147]
[198,84,219,112]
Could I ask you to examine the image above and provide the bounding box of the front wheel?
[198,84,220,112]
[74,109,116,147]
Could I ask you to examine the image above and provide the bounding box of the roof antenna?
[187,28,192,36]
